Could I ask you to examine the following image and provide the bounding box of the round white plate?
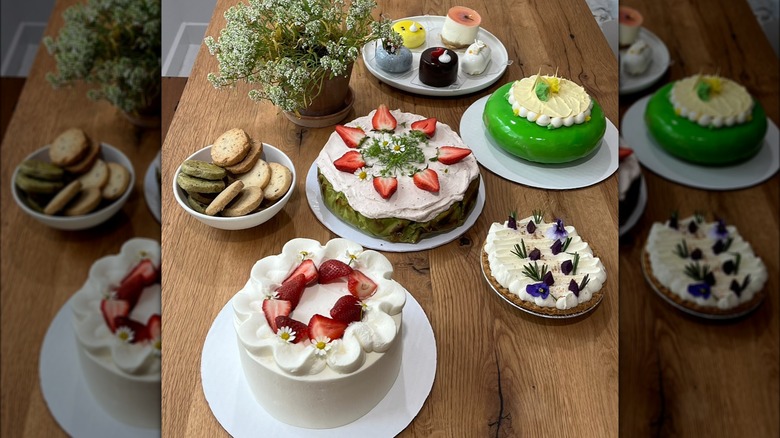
[362,15,510,96]
[39,297,160,437]
[622,96,780,190]
[305,164,485,252]
[619,175,647,237]
[201,292,436,437]
[619,27,670,95]
[460,96,619,189]
[144,150,161,223]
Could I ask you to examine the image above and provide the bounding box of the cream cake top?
[508,75,594,129]
[670,75,753,128]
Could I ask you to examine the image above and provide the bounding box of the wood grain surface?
[160,1,618,437]
[618,0,779,436]
[0,0,162,436]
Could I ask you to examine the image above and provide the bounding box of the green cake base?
[318,171,480,244]
[482,82,607,164]
[644,83,767,166]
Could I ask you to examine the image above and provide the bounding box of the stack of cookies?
[15,128,131,216]
[177,128,293,217]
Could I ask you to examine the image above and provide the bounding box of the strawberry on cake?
[315,104,481,243]
[233,238,407,429]
[71,238,161,428]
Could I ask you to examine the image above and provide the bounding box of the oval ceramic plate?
[144,150,161,223]
[362,15,509,96]
[622,96,780,190]
[460,96,619,189]
[619,27,670,95]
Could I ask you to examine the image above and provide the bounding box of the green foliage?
[43,0,161,114]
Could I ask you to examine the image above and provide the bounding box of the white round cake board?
[460,97,619,189]
[144,150,161,223]
[201,291,437,438]
[305,164,485,252]
[362,15,510,97]
[619,27,671,95]
[622,96,780,190]
[619,175,648,237]
[39,297,161,438]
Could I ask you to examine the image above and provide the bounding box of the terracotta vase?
[284,63,355,128]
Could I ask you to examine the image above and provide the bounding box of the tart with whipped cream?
[642,213,767,317]
[644,75,768,165]
[482,74,607,163]
[233,238,407,428]
[71,238,161,428]
[315,105,481,243]
[482,211,608,316]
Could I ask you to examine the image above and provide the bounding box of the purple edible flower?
[550,239,563,255]
[545,219,568,241]
[526,282,550,299]
[543,271,555,286]
[528,248,541,261]
[712,219,728,240]
[690,249,703,260]
[568,279,580,297]
[687,282,711,299]
[688,220,698,234]
[527,220,536,234]
[561,260,573,275]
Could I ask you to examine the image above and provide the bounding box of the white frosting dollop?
[438,51,452,63]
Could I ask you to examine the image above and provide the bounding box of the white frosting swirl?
[508,77,594,129]
[233,238,407,376]
[669,76,753,128]
[485,218,607,309]
[438,51,452,63]
[71,238,161,378]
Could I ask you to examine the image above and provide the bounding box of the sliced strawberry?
[113,316,149,343]
[333,150,366,173]
[411,118,437,137]
[330,295,363,324]
[371,104,397,131]
[413,168,440,192]
[147,314,161,340]
[274,316,309,344]
[318,259,354,284]
[308,314,348,341]
[100,299,130,333]
[619,147,633,160]
[115,259,158,307]
[347,270,378,299]
[372,176,398,199]
[262,299,292,332]
[335,125,367,148]
[275,274,306,309]
[436,146,472,165]
[284,260,318,286]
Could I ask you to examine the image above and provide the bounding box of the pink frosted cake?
[71,238,161,428]
[233,238,407,428]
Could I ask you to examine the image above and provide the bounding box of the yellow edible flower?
[703,77,722,94]
[547,77,560,94]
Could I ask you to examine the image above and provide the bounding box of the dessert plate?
[39,297,160,438]
[305,164,485,252]
[622,97,780,190]
[362,15,510,96]
[619,175,647,237]
[201,292,436,437]
[460,97,619,189]
[619,27,670,95]
[144,150,161,223]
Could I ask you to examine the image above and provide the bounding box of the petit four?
[419,47,459,87]
[622,39,653,76]
[392,20,426,49]
[461,40,492,75]
[619,6,643,48]
[440,6,481,49]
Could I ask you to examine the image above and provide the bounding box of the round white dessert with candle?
[440,6,481,49]
[461,40,492,75]
[233,238,407,429]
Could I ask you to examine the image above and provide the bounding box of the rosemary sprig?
[674,239,689,258]
[532,209,544,224]
[732,252,741,275]
[683,262,711,281]
[521,261,548,282]
[561,237,572,252]
[578,274,591,291]
[566,252,581,275]
[694,210,706,224]
[511,240,528,259]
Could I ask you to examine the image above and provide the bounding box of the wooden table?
[161,0,618,436]
[618,0,779,436]
[0,0,162,435]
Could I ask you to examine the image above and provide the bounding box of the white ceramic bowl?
[173,144,296,230]
[11,143,135,230]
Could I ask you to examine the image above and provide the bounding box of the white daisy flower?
[277,326,296,343]
[312,335,332,356]
[116,326,134,344]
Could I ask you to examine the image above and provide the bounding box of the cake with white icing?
[233,238,407,428]
[71,238,161,428]
[482,211,607,316]
[461,40,492,75]
[315,105,480,243]
[440,6,481,49]
[643,213,767,315]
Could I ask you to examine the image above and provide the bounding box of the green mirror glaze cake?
[482,77,607,164]
[644,76,767,166]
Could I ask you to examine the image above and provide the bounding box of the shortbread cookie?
[236,159,271,189]
[63,187,102,216]
[188,191,216,205]
[263,163,293,202]
[186,195,209,214]
[102,162,131,200]
[78,159,110,189]
[181,159,226,180]
[177,173,225,194]
[49,128,89,166]
[19,159,64,181]
[222,186,264,217]
[211,128,250,166]
[64,141,101,174]
[205,180,245,216]
[15,173,64,194]
[44,180,83,215]
[225,140,263,175]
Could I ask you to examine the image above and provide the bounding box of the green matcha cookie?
[186,194,209,214]
[15,173,65,194]
[18,160,64,181]
[176,173,225,193]
[181,159,227,180]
